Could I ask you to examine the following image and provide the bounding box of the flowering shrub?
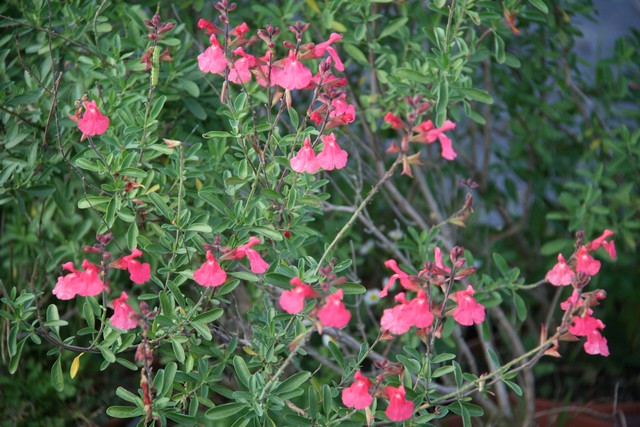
[1,0,639,426]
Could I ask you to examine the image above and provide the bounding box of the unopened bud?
[595,289,607,300]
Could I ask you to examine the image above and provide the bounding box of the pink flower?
[193,250,227,287]
[451,285,485,326]
[384,112,404,129]
[110,292,138,331]
[318,289,351,328]
[279,277,319,314]
[272,50,312,90]
[602,240,616,260]
[410,291,434,329]
[316,133,348,170]
[569,314,609,357]
[197,18,220,35]
[224,237,270,274]
[111,249,151,284]
[198,36,227,74]
[584,329,610,356]
[384,385,414,422]
[290,137,320,173]
[312,33,344,71]
[546,253,575,286]
[576,246,601,276]
[341,371,373,409]
[560,289,581,311]
[228,47,256,84]
[231,22,249,38]
[380,259,419,297]
[78,101,109,137]
[415,119,457,160]
[52,259,104,300]
[586,229,616,260]
[381,291,434,334]
[329,95,355,124]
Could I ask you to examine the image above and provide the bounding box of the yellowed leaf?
[70,352,84,379]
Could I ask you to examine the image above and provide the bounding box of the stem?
[315,155,403,273]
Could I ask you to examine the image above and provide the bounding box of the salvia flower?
[310,33,344,71]
[380,259,419,297]
[198,36,227,74]
[290,137,320,173]
[272,50,312,90]
[575,246,601,276]
[318,289,351,329]
[280,276,319,314]
[78,100,110,137]
[111,249,151,284]
[546,253,575,286]
[569,314,609,356]
[415,119,457,160]
[110,292,138,331]
[194,250,227,287]
[316,133,348,171]
[53,259,104,300]
[451,285,485,326]
[228,47,256,84]
[384,112,404,129]
[341,371,374,410]
[384,385,414,422]
[224,237,270,273]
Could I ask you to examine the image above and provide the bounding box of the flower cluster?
[290,133,348,174]
[380,245,483,336]
[278,264,352,330]
[341,370,415,422]
[383,96,458,176]
[546,230,615,356]
[53,234,151,331]
[192,237,271,288]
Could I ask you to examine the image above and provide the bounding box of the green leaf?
[199,190,228,215]
[126,222,139,250]
[513,293,527,321]
[492,253,509,278]
[99,346,116,364]
[116,386,141,404]
[232,356,251,388]
[343,43,368,65]
[192,308,224,324]
[205,402,248,420]
[51,355,64,392]
[432,353,456,363]
[436,78,449,127]
[202,130,233,139]
[528,0,549,14]
[274,371,311,397]
[77,196,110,209]
[162,362,177,397]
[379,17,408,39]
[106,406,145,418]
[504,379,523,396]
[338,283,366,295]
[461,88,494,105]
[171,338,185,363]
[494,34,506,64]
[186,223,212,233]
[229,271,260,282]
[150,95,167,119]
[432,365,455,378]
[395,67,430,84]
[252,225,283,241]
[147,192,173,220]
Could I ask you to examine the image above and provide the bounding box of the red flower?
[546,253,575,286]
[384,385,414,422]
[381,291,434,334]
[280,277,319,314]
[569,314,609,356]
[575,246,601,276]
[384,112,404,129]
[231,22,249,38]
[451,285,485,326]
[52,259,104,300]
[415,119,457,160]
[316,133,348,171]
[380,259,419,297]
[193,250,227,287]
[198,36,227,74]
[329,94,355,125]
[110,292,138,331]
[586,229,616,260]
[312,33,344,71]
[341,371,373,409]
[272,50,312,90]
[224,237,270,273]
[78,100,109,137]
[290,137,320,173]
[318,289,351,328]
[228,47,256,84]
[111,249,151,284]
